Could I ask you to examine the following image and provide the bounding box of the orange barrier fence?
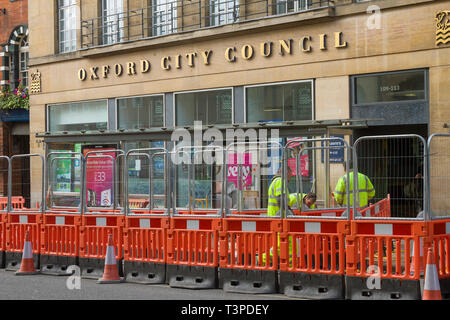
[123,214,169,284]
[128,198,149,209]
[219,217,282,293]
[0,212,6,268]
[279,217,348,299]
[40,213,81,275]
[429,219,450,298]
[0,196,26,210]
[359,195,391,218]
[79,213,125,279]
[166,216,221,289]
[5,212,42,271]
[345,219,426,300]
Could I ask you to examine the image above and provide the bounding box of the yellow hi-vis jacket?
[334,172,375,208]
[289,193,316,210]
[267,176,289,217]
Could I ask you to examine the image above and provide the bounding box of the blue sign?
[321,135,345,163]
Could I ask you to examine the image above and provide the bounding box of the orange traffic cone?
[97,233,122,284]
[422,248,442,300]
[15,229,38,275]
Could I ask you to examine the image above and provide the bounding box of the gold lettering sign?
[436,10,450,46]
[30,70,41,94]
[77,32,349,81]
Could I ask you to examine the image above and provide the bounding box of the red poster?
[227,153,252,190]
[287,137,309,176]
[288,155,309,176]
[83,148,116,207]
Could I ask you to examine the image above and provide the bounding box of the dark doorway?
[353,124,427,218]
[11,134,30,207]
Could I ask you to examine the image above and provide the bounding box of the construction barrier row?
[0,205,449,300]
[0,134,448,300]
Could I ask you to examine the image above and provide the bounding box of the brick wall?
[0,0,28,199]
[0,0,28,82]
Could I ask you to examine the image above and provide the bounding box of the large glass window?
[354,70,426,105]
[19,36,29,87]
[175,88,232,126]
[152,0,177,36]
[47,142,83,207]
[102,0,125,45]
[48,100,108,132]
[276,0,310,14]
[210,0,239,26]
[246,81,313,123]
[58,0,78,53]
[124,141,167,208]
[117,95,164,129]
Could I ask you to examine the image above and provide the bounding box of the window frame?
[351,69,428,107]
[209,0,240,27]
[173,87,235,126]
[243,79,315,124]
[102,0,125,45]
[18,36,29,87]
[46,99,109,132]
[58,0,78,53]
[115,93,166,130]
[152,0,178,37]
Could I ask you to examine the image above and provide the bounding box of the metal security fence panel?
[353,135,427,219]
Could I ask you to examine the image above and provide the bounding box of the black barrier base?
[79,257,123,279]
[345,276,421,300]
[123,260,166,284]
[440,278,450,300]
[40,254,78,276]
[0,251,4,269]
[279,271,345,299]
[167,264,217,289]
[5,252,39,271]
[219,268,278,294]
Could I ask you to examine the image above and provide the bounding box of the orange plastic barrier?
[166,216,221,289]
[123,214,169,284]
[219,217,282,293]
[0,212,6,267]
[0,196,26,210]
[5,212,42,271]
[359,196,391,218]
[128,198,149,209]
[345,219,426,300]
[292,208,348,217]
[278,217,348,299]
[79,213,125,279]
[40,213,81,275]
[429,219,450,298]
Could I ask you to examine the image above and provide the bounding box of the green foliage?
[0,81,29,110]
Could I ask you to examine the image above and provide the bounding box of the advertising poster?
[83,147,116,207]
[55,153,71,192]
[227,153,252,190]
[287,137,309,176]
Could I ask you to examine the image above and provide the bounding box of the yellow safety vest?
[334,172,375,208]
[267,176,289,217]
[289,193,316,210]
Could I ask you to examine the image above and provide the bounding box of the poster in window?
[227,153,252,190]
[55,152,72,192]
[286,137,309,176]
[83,147,117,207]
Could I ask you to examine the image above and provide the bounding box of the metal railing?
[81,0,334,48]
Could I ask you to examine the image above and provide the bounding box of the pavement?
[0,269,298,301]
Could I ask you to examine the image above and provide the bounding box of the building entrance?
[353,124,428,218]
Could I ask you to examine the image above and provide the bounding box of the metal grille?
[354,135,426,218]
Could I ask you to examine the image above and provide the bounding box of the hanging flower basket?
[0,81,29,111]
